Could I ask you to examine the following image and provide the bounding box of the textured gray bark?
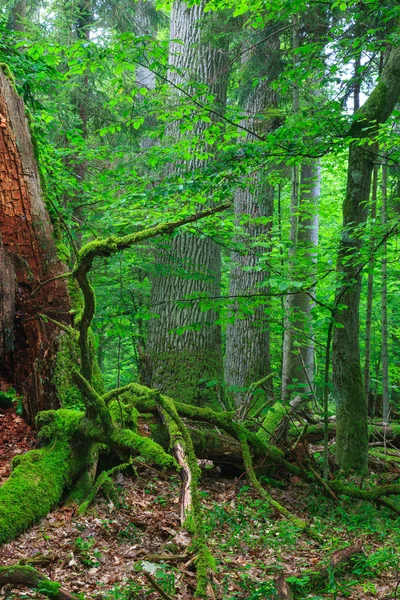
[7,0,27,32]
[333,47,400,473]
[147,1,229,406]
[224,30,281,407]
[224,178,274,407]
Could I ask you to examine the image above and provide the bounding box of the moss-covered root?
[79,461,133,515]
[238,431,321,542]
[329,481,400,515]
[0,565,78,600]
[0,441,76,544]
[156,393,213,599]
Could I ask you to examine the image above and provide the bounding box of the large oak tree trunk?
[224,29,281,407]
[147,1,229,406]
[0,69,70,422]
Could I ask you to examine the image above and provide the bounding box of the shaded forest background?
[1,0,400,598]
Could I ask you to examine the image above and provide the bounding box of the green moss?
[258,402,287,443]
[109,399,130,426]
[109,428,177,470]
[53,331,85,409]
[36,580,62,598]
[0,441,74,543]
[0,63,16,85]
[78,461,132,515]
[149,349,223,409]
[238,429,319,540]
[156,393,211,598]
[89,330,105,395]
[36,409,84,442]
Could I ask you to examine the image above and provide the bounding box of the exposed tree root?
[0,565,79,600]
[329,480,400,514]
[78,461,132,514]
[155,392,213,598]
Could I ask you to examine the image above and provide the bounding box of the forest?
[0,0,400,598]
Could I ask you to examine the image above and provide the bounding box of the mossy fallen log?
[0,565,78,600]
[0,405,177,544]
[289,421,400,447]
[0,444,72,544]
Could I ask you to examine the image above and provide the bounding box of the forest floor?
[1,405,400,600]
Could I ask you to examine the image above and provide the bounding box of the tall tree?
[147,0,229,406]
[332,46,400,473]
[224,28,281,407]
[0,68,70,422]
[287,161,320,395]
[381,153,390,423]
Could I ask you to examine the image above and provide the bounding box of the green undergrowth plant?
[74,536,102,568]
[0,387,23,413]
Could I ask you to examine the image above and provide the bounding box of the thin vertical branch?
[381,153,389,424]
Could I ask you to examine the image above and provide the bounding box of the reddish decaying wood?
[0,69,71,422]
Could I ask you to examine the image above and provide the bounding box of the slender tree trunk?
[364,165,378,411]
[7,0,27,32]
[224,177,274,407]
[381,154,390,423]
[289,160,320,394]
[147,1,229,406]
[332,47,400,473]
[71,0,92,249]
[0,68,71,422]
[281,15,300,402]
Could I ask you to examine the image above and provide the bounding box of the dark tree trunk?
[332,47,400,473]
[0,69,71,422]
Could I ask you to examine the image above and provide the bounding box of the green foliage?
[74,536,102,567]
[0,387,22,412]
[35,580,62,598]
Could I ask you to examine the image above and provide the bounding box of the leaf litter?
[0,410,400,599]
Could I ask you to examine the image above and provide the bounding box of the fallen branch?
[143,570,174,600]
[0,565,79,600]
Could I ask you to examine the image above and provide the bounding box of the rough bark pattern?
[224,31,280,407]
[0,69,70,421]
[333,46,400,472]
[224,180,274,408]
[147,1,229,405]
